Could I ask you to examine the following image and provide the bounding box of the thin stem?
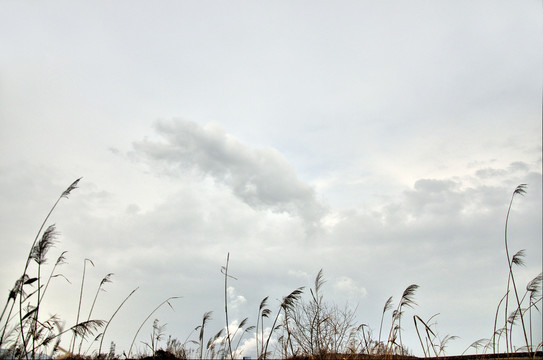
[71,258,94,353]
[79,273,113,354]
[504,185,530,356]
[493,291,509,353]
[128,296,180,358]
[97,286,136,355]
[223,253,234,360]
[18,178,81,360]
[379,296,393,345]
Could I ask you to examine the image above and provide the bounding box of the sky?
[0,1,541,358]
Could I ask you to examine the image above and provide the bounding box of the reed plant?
[378,296,393,346]
[221,253,237,360]
[489,184,542,357]
[2,180,541,360]
[97,287,139,356]
[503,185,530,354]
[413,313,457,358]
[197,311,212,360]
[141,319,167,359]
[0,178,108,360]
[261,286,304,359]
[280,270,358,359]
[70,258,95,354]
[255,296,270,359]
[128,296,181,358]
[385,284,419,356]
[79,272,114,353]
[232,319,254,357]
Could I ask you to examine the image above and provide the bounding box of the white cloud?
[227,286,247,310]
[333,276,367,300]
[133,119,326,232]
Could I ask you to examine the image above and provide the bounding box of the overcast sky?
[0,1,541,358]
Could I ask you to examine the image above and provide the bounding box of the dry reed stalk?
[78,273,113,354]
[36,319,105,350]
[70,258,94,353]
[98,286,139,355]
[256,296,269,358]
[262,286,304,359]
[128,296,180,358]
[503,184,531,356]
[386,284,418,356]
[379,296,393,345]
[29,224,58,358]
[524,273,542,351]
[221,252,237,360]
[234,324,255,356]
[413,315,437,358]
[310,269,325,356]
[17,178,81,360]
[198,311,212,360]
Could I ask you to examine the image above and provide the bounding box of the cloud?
[508,161,530,172]
[475,168,508,179]
[333,276,367,299]
[475,161,532,180]
[133,119,326,232]
[227,286,247,310]
[0,148,540,358]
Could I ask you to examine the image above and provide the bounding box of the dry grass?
[0,181,541,360]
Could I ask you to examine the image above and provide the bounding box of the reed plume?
[16,178,81,360]
[128,296,180,358]
[256,296,269,358]
[198,311,212,360]
[386,284,418,355]
[379,296,393,345]
[262,287,304,359]
[503,184,530,355]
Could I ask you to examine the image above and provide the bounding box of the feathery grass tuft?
[199,311,212,360]
[30,225,58,265]
[128,296,181,358]
[503,184,531,355]
[262,287,304,359]
[379,296,394,345]
[511,249,527,267]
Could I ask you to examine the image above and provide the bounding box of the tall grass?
[0,179,133,360]
[71,258,95,354]
[0,179,105,359]
[413,314,458,357]
[2,181,541,359]
[221,253,236,360]
[80,273,113,353]
[385,284,419,356]
[464,184,542,358]
[128,297,181,358]
[262,287,304,359]
[487,184,542,358]
[97,286,139,356]
[503,185,530,354]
